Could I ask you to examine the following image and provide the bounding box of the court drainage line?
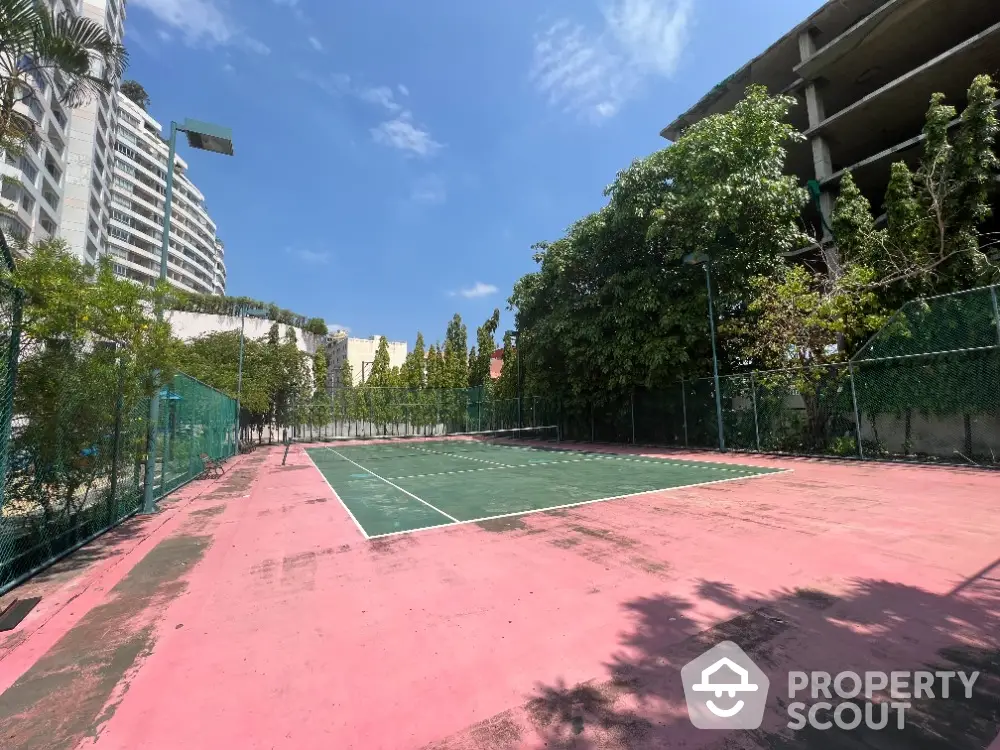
[324,447,461,523]
[306,451,371,540]
[364,467,794,540]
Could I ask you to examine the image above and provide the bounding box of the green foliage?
[2,239,166,533]
[0,0,127,154]
[469,309,500,387]
[400,332,426,388]
[443,313,468,388]
[832,75,999,300]
[167,290,328,334]
[173,321,311,440]
[120,80,150,110]
[511,85,810,413]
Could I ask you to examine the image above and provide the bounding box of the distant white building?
[327,334,408,389]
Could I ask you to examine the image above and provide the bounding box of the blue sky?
[125,0,824,347]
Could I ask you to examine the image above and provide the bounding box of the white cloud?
[130,0,271,53]
[359,85,401,112]
[287,248,331,264]
[531,0,692,120]
[302,73,441,156]
[273,0,298,5]
[130,0,234,45]
[410,174,446,204]
[157,29,172,42]
[223,62,235,73]
[457,282,498,299]
[398,84,409,96]
[241,37,270,55]
[308,36,323,51]
[371,112,442,157]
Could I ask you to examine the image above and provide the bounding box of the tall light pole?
[684,252,725,452]
[505,330,521,429]
[142,118,235,514]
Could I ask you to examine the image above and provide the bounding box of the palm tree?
[0,0,128,151]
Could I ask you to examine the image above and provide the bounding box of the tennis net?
[318,425,560,461]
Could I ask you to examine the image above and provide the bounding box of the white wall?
[167,310,326,357]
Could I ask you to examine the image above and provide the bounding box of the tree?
[3,239,170,529]
[335,359,357,435]
[120,79,150,110]
[469,309,500,388]
[443,313,468,388]
[511,86,810,416]
[0,0,127,152]
[832,75,999,298]
[400,332,427,389]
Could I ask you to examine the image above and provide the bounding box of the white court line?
[324,447,460,523]
[364,467,793,540]
[409,444,508,467]
[304,449,370,540]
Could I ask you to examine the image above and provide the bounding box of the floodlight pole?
[141,122,179,514]
[703,262,726,452]
[684,253,726,453]
[142,119,234,514]
[236,304,246,449]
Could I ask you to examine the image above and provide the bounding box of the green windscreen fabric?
[154,373,237,496]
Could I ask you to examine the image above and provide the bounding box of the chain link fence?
[561,285,1000,467]
[0,348,237,593]
[290,387,560,441]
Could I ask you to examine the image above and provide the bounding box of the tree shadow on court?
[519,573,1000,749]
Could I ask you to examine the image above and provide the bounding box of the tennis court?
[305,428,785,537]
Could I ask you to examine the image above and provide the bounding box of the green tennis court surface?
[305,435,783,538]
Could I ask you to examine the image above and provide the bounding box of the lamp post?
[142,118,234,514]
[505,330,521,429]
[683,252,725,452]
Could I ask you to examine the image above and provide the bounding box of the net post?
[630,389,635,444]
[848,362,864,459]
[991,286,1000,346]
[750,372,760,452]
[590,404,595,443]
[680,377,688,448]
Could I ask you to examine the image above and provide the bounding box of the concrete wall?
[167,310,326,357]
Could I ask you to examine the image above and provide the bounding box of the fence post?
[0,285,23,512]
[750,372,761,453]
[590,404,595,443]
[680,377,688,447]
[991,286,1000,346]
[108,356,126,524]
[848,362,864,459]
[630,390,636,444]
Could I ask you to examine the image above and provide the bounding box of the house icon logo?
[681,641,770,729]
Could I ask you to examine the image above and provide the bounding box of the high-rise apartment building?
[0,0,228,296]
[661,0,1000,247]
[0,0,126,262]
[107,93,227,295]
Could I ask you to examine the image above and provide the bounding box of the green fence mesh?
[0,363,237,593]
[151,373,238,497]
[561,285,1000,466]
[291,387,560,441]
